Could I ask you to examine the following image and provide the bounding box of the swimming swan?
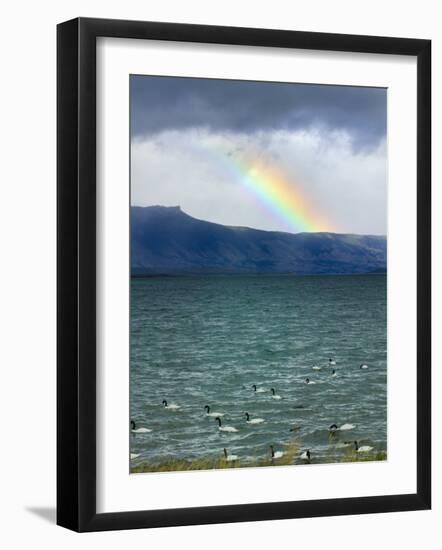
[252,384,266,393]
[270,445,284,459]
[360,364,369,369]
[130,453,140,459]
[312,365,321,371]
[204,405,224,417]
[162,399,180,410]
[223,448,238,462]
[131,420,151,433]
[329,358,336,366]
[331,369,337,377]
[245,412,265,424]
[339,423,356,431]
[300,449,311,462]
[215,417,238,432]
[270,388,282,399]
[354,441,374,452]
[305,378,316,385]
[329,423,355,433]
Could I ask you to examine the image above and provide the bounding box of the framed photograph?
[57,17,431,532]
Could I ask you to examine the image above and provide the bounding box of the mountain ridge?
[131,205,387,276]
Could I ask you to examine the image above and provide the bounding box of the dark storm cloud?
[130,75,386,150]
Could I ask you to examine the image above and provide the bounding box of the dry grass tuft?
[338,450,387,463]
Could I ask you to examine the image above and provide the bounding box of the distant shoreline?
[131,271,387,279]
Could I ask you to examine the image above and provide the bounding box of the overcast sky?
[130,75,387,235]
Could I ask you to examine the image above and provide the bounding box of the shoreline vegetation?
[130,440,387,474]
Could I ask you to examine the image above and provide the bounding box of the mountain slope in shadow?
[131,206,386,276]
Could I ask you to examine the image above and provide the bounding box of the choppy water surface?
[130,274,387,469]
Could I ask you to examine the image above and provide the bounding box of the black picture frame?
[57,17,431,532]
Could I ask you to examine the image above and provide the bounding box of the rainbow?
[217,149,336,234]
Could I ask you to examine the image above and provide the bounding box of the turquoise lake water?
[130,274,387,468]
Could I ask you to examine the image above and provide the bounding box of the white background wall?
[0,1,439,548]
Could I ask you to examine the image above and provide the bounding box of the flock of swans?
[130,358,374,464]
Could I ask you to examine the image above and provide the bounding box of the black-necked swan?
[215,417,238,432]
[223,448,238,462]
[329,358,336,366]
[252,384,266,393]
[270,445,284,459]
[360,364,369,369]
[354,441,374,452]
[300,449,311,462]
[130,453,140,459]
[270,388,282,399]
[329,422,355,432]
[312,365,321,371]
[245,412,265,424]
[204,405,224,417]
[339,423,355,431]
[331,369,337,377]
[162,399,180,410]
[305,378,316,385]
[131,420,151,433]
